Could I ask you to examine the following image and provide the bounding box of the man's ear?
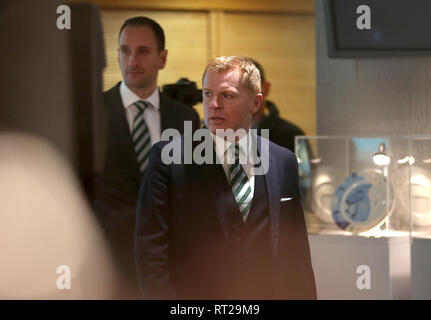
[159,49,168,70]
[252,93,263,114]
[262,81,271,98]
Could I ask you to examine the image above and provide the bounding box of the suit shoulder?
[152,133,190,155]
[102,82,122,106]
[150,135,186,168]
[153,134,183,149]
[263,136,294,156]
[263,136,297,164]
[103,82,121,97]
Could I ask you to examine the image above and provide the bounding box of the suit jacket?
[256,100,306,153]
[135,131,316,300]
[94,82,201,299]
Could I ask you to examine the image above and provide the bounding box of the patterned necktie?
[132,100,152,173]
[229,143,253,222]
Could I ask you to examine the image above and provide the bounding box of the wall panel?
[315,0,431,136]
[99,8,316,131]
[222,12,316,135]
[71,0,314,13]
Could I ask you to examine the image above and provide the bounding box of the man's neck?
[128,83,157,100]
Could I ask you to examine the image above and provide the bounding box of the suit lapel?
[266,156,280,256]
[199,133,283,247]
[198,136,232,240]
[201,133,283,247]
[159,92,177,132]
[257,136,280,256]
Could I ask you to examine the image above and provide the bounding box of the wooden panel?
[101,10,209,118]
[208,11,224,58]
[70,0,314,13]
[98,9,316,126]
[222,12,316,135]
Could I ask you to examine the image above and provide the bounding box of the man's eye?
[224,93,233,98]
[203,92,212,97]
[120,47,130,55]
[138,48,150,55]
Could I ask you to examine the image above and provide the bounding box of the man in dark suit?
[135,56,316,299]
[96,17,200,299]
[250,59,313,211]
[250,59,306,153]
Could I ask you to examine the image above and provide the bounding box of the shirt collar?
[120,81,160,111]
[210,129,254,162]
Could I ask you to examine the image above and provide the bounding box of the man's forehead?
[119,43,151,49]
[119,25,156,42]
[121,24,153,34]
[203,83,239,92]
[204,68,242,85]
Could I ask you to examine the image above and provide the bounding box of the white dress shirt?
[120,81,161,144]
[211,131,256,197]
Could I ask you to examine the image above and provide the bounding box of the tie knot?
[134,100,148,114]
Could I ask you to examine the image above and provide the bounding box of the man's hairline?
[118,25,165,53]
[202,66,261,95]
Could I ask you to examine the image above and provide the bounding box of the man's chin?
[125,77,148,89]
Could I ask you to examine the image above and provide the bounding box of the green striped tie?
[229,144,253,222]
[132,100,152,173]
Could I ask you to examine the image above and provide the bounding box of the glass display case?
[295,136,423,238]
[404,137,431,299]
[294,136,431,299]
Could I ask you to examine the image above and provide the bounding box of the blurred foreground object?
[0,0,107,198]
[0,0,116,298]
[0,133,116,299]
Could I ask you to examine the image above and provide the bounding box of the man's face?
[118,25,167,91]
[203,67,262,135]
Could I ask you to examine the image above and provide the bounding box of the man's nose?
[128,50,139,66]
[209,95,221,109]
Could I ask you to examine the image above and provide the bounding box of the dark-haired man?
[250,59,306,153]
[97,17,200,299]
